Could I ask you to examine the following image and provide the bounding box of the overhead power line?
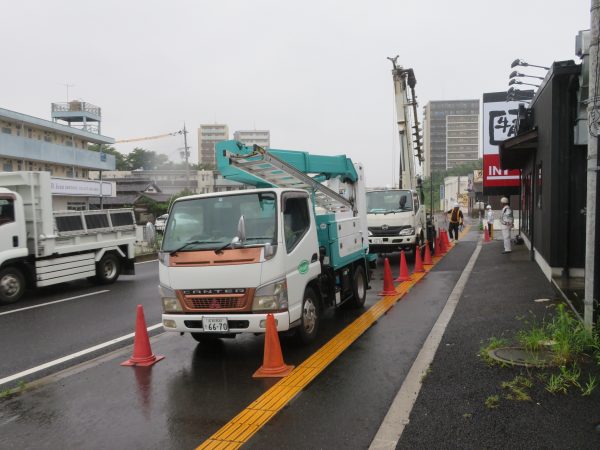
[114,130,183,144]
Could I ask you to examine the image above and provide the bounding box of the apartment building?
[0,103,116,210]
[233,130,270,149]
[422,99,479,176]
[198,124,228,167]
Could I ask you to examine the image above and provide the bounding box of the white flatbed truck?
[0,171,137,304]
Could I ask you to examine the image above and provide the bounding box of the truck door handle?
[311,253,318,263]
[12,236,18,247]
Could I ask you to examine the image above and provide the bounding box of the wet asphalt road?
[0,260,162,384]
[0,237,477,449]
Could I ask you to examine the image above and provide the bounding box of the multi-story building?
[198,124,228,167]
[0,103,116,210]
[233,130,270,149]
[422,100,479,177]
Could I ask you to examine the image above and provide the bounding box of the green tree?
[87,144,128,170]
[125,148,169,170]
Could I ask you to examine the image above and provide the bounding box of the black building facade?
[500,60,593,316]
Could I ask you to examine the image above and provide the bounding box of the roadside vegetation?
[0,380,27,400]
[480,303,600,409]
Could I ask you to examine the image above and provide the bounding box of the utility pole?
[585,0,599,328]
[182,123,190,191]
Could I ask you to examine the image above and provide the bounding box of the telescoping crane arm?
[388,56,423,190]
[215,140,358,214]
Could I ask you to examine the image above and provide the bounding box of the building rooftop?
[0,107,114,144]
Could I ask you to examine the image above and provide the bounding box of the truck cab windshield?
[162,192,277,253]
[366,190,413,214]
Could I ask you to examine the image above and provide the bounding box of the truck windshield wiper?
[169,240,220,255]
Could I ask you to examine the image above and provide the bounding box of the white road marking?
[135,259,158,264]
[0,290,111,317]
[370,239,483,450]
[0,323,163,387]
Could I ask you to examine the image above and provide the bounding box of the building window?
[536,162,542,209]
[3,163,13,172]
[67,202,87,211]
[1,127,11,134]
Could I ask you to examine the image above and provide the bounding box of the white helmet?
[453,202,459,208]
[486,205,491,209]
[501,197,509,204]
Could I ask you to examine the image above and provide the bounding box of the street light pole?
[584,0,599,328]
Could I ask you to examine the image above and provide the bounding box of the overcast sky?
[1,0,590,185]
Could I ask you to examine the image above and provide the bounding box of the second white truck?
[368,59,432,254]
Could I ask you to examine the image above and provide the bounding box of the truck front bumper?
[368,235,417,252]
[162,311,291,334]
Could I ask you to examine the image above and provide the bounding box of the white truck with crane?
[158,141,374,344]
[367,58,433,254]
[0,171,137,304]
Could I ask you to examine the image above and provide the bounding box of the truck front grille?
[183,296,247,310]
[369,226,410,236]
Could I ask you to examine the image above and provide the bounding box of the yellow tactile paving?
[197,225,470,449]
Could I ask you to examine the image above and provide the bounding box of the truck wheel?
[95,253,121,284]
[297,287,319,344]
[0,267,25,304]
[350,265,367,308]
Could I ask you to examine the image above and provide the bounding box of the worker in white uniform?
[485,205,494,239]
[500,197,513,254]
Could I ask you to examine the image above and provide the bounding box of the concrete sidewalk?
[397,230,600,449]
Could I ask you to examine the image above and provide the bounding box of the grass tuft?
[485,395,500,409]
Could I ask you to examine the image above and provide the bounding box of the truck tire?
[297,287,319,344]
[0,267,25,304]
[350,264,367,308]
[95,253,121,285]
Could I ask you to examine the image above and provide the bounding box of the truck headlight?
[368,229,373,237]
[159,284,182,312]
[253,279,288,311]
[399,227,415,236]
[158,252,170,266]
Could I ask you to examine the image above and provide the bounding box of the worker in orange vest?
[446,202,464,242]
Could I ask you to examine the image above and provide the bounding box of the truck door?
[281,193,320,323]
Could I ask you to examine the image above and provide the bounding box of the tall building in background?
[198,124,228,167]
[422,100,479,177]
[233,130,270,149]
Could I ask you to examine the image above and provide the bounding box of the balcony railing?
[52,101,101,117]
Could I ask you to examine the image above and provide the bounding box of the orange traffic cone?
[395,250,412,282]
[253,313,294,378]
[484,226,490,242]
[121,305,165,367]
[423,240,433,265]
[438,232,447,255]
[379,257,397,295]
[413,244,425,273]
[443,229,451,247]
